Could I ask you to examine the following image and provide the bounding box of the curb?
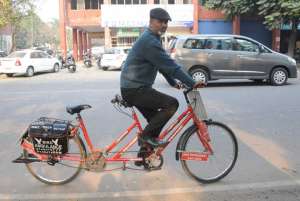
[0,74,6,80]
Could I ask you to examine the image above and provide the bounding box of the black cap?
[150,8,172,21]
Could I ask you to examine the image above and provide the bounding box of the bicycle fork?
[193,117,213,154]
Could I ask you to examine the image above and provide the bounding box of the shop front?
[101,4,194,48]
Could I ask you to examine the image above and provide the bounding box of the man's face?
[150,18,169,35]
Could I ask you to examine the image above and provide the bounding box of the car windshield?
[7,52,26,58]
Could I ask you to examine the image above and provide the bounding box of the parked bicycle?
[13,85,238,185]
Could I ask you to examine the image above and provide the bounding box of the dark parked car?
[169,34,298,86]
[0,50,7,57]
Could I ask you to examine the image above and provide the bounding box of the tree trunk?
[287,19,298,57]
[10,28,16,53]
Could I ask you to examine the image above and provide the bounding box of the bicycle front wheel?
[24,135,86,185]
[179,121,238,183]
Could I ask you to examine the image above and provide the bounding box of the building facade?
[59,0,281,60]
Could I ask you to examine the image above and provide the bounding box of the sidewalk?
[0,74,5,80]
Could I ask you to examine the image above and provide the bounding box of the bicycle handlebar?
[179,82,206,95]
[111,95,131,108]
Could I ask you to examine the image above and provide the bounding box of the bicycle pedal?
[12,155,40,164]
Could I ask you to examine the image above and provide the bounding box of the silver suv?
[169,35,298,86]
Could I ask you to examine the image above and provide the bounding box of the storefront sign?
[101,5,194,28]
[117,28,140,37]
[281,23,300,30]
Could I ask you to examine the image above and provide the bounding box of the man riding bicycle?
[120,8,203,166]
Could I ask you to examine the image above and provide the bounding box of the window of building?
[85,0,90,9]
[111,0,117,4]
[125,0,132,4]
[183,0,191,4]
[199,0,206,5]
[141,0,147,4]
[133,0,139,4]
[77,0,85,9]
[118,0,124,4]
[154,0,160,4]
[85,0,101,9]
[168,0,174,4]
[91,0,99,8]
[71,0,77,9]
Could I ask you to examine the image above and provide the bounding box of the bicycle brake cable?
[113,104,132,119]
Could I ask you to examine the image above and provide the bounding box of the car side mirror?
[259,45,265,53]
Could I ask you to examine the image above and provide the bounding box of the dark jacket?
[120,28,195,89]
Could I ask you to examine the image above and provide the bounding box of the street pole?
[164,0,168,49]
[31,14,34,48]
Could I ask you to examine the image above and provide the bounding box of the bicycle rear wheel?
[24,135,86,185]
[179,121,238,183]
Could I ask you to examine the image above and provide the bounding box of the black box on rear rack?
[28,117,70,155]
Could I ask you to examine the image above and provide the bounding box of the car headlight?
[288,57,296,65]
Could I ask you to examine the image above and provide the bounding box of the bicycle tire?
[24,135,86,185]
[179,121,238,183]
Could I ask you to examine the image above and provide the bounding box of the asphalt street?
[0,66,299,201]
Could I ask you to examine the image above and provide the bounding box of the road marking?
[0,180,299,200]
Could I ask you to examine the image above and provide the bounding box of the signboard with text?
[101,5,194,28]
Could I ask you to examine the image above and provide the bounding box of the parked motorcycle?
[83,52,92,68]
[58,54,76,73]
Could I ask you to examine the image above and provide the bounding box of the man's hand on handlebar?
[193,81,206,89]
[173,82,184,90]
[174,81,206,90]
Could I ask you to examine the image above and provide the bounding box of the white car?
[100,47,130,71]
[91,46,105,58]
[0,49,60,77]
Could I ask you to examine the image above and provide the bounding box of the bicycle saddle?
[66,104,92,115]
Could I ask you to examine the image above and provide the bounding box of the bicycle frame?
[21,90,213,165]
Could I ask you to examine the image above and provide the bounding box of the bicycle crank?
[85,151,106,172]
[143,153,164,171]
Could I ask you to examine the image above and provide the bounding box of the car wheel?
[6,73,13,77]
[52,63,60,73]
[270,67,288,86]
[190,68,208,84]
[102,67,108,71]
[26,67,34,77]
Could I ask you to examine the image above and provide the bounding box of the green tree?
[15,13,60,50]
[206,0,300,57]
[0,0,34,52]
[256,0,300,56]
